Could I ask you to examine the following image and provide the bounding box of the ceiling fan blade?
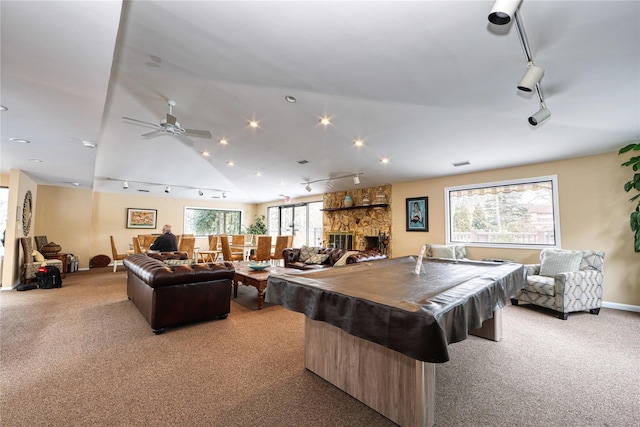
[122,117,162,130]
[174,133,194,147]
[184,128,212,139]
[141,130,165,139]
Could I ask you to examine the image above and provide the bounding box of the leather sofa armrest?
[283,248,301,267]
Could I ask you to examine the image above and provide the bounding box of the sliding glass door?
[268,202,322,247]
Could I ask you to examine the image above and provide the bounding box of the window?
[184,207,241,236]
[267,201,323,247]
[445,176,560,248]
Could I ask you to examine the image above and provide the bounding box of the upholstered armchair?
[425,244,467,260]
[511,248,605,320]
[20,237,63,283]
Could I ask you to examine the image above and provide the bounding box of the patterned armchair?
[511,248,605,320]
[20,237,63,283]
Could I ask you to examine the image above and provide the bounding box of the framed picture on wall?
[126,208,157,229]
[406,197,428,231]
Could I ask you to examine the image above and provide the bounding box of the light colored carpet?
[1,267,638,426]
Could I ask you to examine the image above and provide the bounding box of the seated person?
[150,224,178,252]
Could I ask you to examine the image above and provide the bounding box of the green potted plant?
[245,214,267,235]
[619,142,640,252]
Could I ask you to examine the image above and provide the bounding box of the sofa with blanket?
[283,246,387,270]
[123,254,235,333]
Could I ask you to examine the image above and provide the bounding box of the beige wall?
[391,151,639,307]
[88,191,257,266]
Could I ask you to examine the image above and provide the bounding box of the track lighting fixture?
[488,0,522,25]
[122,180,129,189]
[517,64,544,92]
[165,185,171,194]
[528,105,551,126]
[222,191,227,199]
[301,172,364,193]
[489,2,551,125]
[198,189,204,196]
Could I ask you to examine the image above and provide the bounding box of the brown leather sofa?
[283,247,387,270]
[123,254,235,334]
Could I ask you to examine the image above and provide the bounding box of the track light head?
[326,181,334,190]
[353,174,360,185]
[165,185,171,194]
[518,65,545,92]
[305,183,312,192]
[528,107,551,126]
[222,191,227,199]
[488,0,522,25]
[198,189,204,196]
[122,180,129,189]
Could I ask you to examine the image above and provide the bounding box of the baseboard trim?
[602,301,640,313]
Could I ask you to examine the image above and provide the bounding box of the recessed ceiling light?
[10,137,30,144]
[285,95,297,103]
[248,120,259,128]
[380,157,390,164]
[64,181,80,186]
[0,105,8,111]
[255,172,262,176]
[353,139,364,147]
[82,140,96,148]
[201,151,210,157]
[226,161,234,166]
[219,138,228,145]
[319,117,331,126]
[29,159,43,163]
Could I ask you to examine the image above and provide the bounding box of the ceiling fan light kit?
[122,99,212,147]
[488,0,550,126]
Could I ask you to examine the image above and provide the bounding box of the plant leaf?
[619,144,638,154]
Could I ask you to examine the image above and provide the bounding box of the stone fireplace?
[322,184,392,257]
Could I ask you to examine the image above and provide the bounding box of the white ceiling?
[2,1,639,203]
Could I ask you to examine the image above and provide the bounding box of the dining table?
[229,243,257,260]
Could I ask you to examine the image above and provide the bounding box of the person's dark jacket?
[150,233,178,252]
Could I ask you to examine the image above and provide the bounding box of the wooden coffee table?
[232,262,298,310]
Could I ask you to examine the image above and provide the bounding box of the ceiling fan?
[122,100,212,146]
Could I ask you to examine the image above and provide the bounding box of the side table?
[43,253,69,278]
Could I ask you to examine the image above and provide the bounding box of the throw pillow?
[539,250,582,277]
[299,245,319,262]
[430,245,456,259]
[32,250,48,266]
[305,254,329,265]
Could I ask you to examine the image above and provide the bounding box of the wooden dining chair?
[220,235,243,262]
[229,234,245,258]
[142,234,156,250]
[110,236,128,272]
[132,237,143,254]
[178,236,196,262]
[198,235,220,262]
[249,235,272,261]
[271,235,293,266]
